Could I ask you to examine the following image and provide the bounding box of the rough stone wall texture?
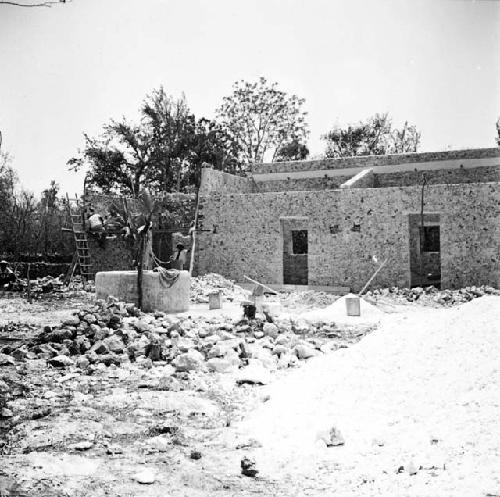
[341,169,375,189]
[196,183,499,291]
[252,164,499,192]
[88,236,139,274]
[254,175,352,192]
[82,193,195,274]
[374,165,500,188]
[251,147,500,174]
[199,168,255,194]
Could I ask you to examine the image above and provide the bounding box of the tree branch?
[0,1,66,7]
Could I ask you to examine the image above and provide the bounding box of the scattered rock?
[68,441,94,451]
[317,425,345,447]
[262,322,279,338]
[241,456,258,477]
[407,460,418,475]
[236,361,271,385]
[190,450,202,460]
[294,344,316,360]
[173,349,206,372]
[0,353,16,366]
[48,355,74,368]
[133,469,156,484]
[207,357,238,373]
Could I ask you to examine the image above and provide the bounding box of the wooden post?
[27,263,32,303]
[189,189,199,275]
[137,235,144,310]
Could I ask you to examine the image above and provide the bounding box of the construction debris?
[190,273,249,303]
[365,284,500,307]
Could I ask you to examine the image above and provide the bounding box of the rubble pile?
[0,297,368,377]
[190,273,249,304]
[3,275,94,298]
[279,290,339,310]
[365,284,500,306]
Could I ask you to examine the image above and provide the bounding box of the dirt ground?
[1,288,498,497]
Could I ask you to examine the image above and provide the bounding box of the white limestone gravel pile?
[190,273,249,303]
[300,293,385,325]
[238,296,500,496]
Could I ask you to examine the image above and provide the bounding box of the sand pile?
[237,296,500,496]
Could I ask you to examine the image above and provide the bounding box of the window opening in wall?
[420,226,440,252]
[291,230,308,254]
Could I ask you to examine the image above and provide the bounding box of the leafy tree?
[68,120,157,195]
[274,139,309,162]
[216,77,309,165]
[322,113,421,158]
[141,88,195,192]
[181,118,241,190]
[69,87,239,195]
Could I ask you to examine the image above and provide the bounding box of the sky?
[0,0,499,195]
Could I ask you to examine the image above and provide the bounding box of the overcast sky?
[0,0,499,195]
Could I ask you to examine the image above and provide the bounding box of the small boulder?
[90,341,109,355]
[62,316,81,327]
[83,314,97,324]
[207,357,238,373]
[76,356,90,369]
[133,469,156,484]
[272,344,288,357]
[0,353,16,366]
[241,456,258,477]
[317,425,345,447]
[236,360,271,385]
[68,441,93,451]
[103,335,125,354]
[190,450,202,460]
[135,320,152,333]
[294,344,316,360]
[46,328,74,343]
[173,349,206,372]
[262,323,279,338]
[48,355,75,368]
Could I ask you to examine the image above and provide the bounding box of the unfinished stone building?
[196,147,500,291]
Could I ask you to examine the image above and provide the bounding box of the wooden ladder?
[65,194,94,281]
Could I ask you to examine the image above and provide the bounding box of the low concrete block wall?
[95,270,190,313]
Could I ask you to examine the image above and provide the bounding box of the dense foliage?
[216,77,309,165]
[321,113,421,158]
[0,152,72,259]
[69,79,310,193]
[68,88,240,195]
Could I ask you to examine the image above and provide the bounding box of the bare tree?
[0,1,67,7]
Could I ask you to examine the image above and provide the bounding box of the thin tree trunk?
[137,234,145,310]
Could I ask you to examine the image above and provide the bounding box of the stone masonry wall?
[251,164,499,193]
[199,168,256,194]
[196,183,499,290]
[341,169,375,189]
[374,165,500,188]
[253,175,352,192]
[83,193,195,274]
[251,147,500,174]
